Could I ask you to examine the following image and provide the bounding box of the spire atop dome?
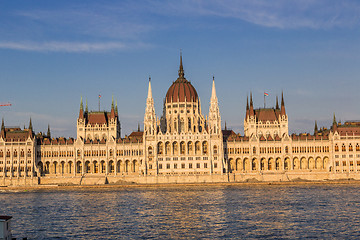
[178,50,185,79]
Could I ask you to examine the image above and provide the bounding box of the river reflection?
[1,184,360,239]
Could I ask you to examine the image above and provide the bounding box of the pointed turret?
[281,92,286,116]
[29,117,33,131]
[332,113,338,131]
[178,51,185,79]
[147,76,153,99]
[1,118,5,138]
[276,95,279,110]
[115,100,118,116]
[314,121,318,135]
[209,76,221,135]
[110,95,115,119]
[249,92,254,117]
[144,76,156,135]
[245,96,249,119]
[79,96,84,119]
[138,123,140,132]
[225,121,227,130]
[211,76,217,101]
[47,124,51,138]
[85,99,88,113]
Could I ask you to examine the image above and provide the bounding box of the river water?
[1,184,360,239]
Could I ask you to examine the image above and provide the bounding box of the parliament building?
[1,56,360,185]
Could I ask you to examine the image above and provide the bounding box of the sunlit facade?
[0,56,359,184]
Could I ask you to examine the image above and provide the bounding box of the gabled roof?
[87,112,109,126]
[254,108,281,123]
[2,128,33,142]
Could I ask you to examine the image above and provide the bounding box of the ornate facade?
[0,56,360,185]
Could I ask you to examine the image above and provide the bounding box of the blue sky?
[0,0,360,137]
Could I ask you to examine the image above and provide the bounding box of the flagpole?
[264,92,265,108]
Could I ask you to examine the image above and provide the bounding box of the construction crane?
[0,103,11,107]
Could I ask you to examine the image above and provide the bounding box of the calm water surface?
[1,184,360,239]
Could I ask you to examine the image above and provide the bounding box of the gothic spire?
[246,96,249,111]
[211,76,217,101]
[178,51,185,79]
[249,92,254,116]
[314,121,318,135]
[110,95,115,118]
[281,91,286,115]
[147,76,153,100]
[29,117,33,131]
[1,118,4,131]
[115,100,118,115]
[276,95,279,110]
[245,95,249,120]
[79,96,84,119]
[47,124,51,138]
[85,99,88,113]
[333,113,337,125]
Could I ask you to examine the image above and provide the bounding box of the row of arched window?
[334,143,360,152]
[0,149,32,158]
[148,141,217,156]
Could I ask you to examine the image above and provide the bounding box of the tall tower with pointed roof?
[144,77,156,136]
[76,96,120,140]
[244,92,288,138]
[143,54,225,176]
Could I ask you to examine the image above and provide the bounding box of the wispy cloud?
[0,41,148,52]
[152,0,360,29]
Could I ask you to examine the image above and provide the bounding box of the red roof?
[254,108,281,122]
[166,78,198,103]
[88,112,108,126]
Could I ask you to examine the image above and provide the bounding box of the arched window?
[20,149,24,157]
[335,144,339,152]
[13,150,17,158]
[187,142,193,154]
[349,144,353,152]
[285,146,289,154]
[148,146,153,155]
[213,145,218,155]
[180,118,185,132]
[188,118,192,131]
[165,142,171,155]
[357,144,360,151]
[157,142,164,155]
[195,141,201,155]
[0,150,3,158]
[180,142,185,155]
[172,142,178,155]
[202,141,208,154]
[253,147,256,154]
[342,144,346,152]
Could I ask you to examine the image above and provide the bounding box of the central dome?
[165,56,198,103]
